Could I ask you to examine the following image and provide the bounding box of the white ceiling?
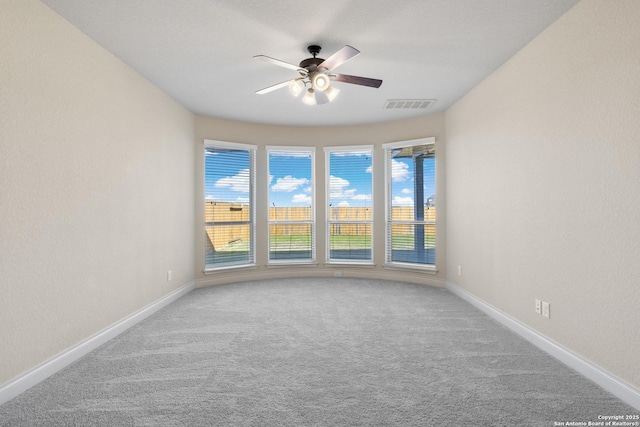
[40,0,579,127]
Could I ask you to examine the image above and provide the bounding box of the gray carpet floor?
[0,278,635,426]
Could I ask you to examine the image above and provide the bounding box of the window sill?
[267,262,318,268]
[324,262,376,268]
[383,263,438,274]
[203,264,258,275]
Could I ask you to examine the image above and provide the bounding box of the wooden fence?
[205,201,436,250]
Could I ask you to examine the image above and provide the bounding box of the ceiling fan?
[253,45,383,106]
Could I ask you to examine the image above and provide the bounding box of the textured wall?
[194,115,446,287]
[446,0,640,387]
[0,0,195,386]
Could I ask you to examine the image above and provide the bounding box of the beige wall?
[0,0,195,386]
[195,114,446,287]
[446,0,640,388]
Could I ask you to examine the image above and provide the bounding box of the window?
[204,140,256,270]
[325,146,373,263]
[267,147,315,263]
[383,138,436,267]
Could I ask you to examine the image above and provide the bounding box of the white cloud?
[304,186,312,193]
[401,188,412,194]
[329,175,371,204]
[236,197,249,204]
[338,200,350,207]
[292,193,311,204]
[215,169,250,193]
[329,175,350,198]
[393,196,414,206]
[392,159,410,182]
[365,166,372,173]
[271,175,309,192]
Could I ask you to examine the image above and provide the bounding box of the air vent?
[384,99,436,110]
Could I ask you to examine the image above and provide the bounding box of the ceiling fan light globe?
[288,79,305,97]
[312,73,330,92]
[302,88,316,105]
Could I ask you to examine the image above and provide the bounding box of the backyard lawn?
[206,233,435,267]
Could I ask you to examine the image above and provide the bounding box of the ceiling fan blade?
[314,90,330,105]
[319,45,360,71]
[256,79,295,95]
[253,55,305,72]
[333,74,383,88]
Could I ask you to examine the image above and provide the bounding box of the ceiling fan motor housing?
[299,57,324,70]
[300,45,325,71]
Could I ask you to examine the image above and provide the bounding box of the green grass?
[269,234,311,248]
[329,235,371,248]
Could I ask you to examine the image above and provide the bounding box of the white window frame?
[382,137,436,271]
[324,145,374,265]
[204,139,257,271]
[266,146,316,265]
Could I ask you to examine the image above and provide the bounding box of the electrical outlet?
[167,270,172,281]
[334,271,342,277]
[542,301,550,319]
[535,299,542,314]
[457,265,462,276]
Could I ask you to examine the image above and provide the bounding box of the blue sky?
[327,151,372,208]
[269,151,313,207]
[205,147,435,208]
[205,148,251,204]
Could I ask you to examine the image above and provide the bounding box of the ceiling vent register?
[384,99,436,110]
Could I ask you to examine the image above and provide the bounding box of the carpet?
[0,278,635,426]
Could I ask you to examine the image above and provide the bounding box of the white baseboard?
[0,281,195,406]
[446,281,640,411]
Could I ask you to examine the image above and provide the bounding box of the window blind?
[383,138,436,267]
[204,141,256,269]
[325,146,373,263]
[267,147,315,263]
